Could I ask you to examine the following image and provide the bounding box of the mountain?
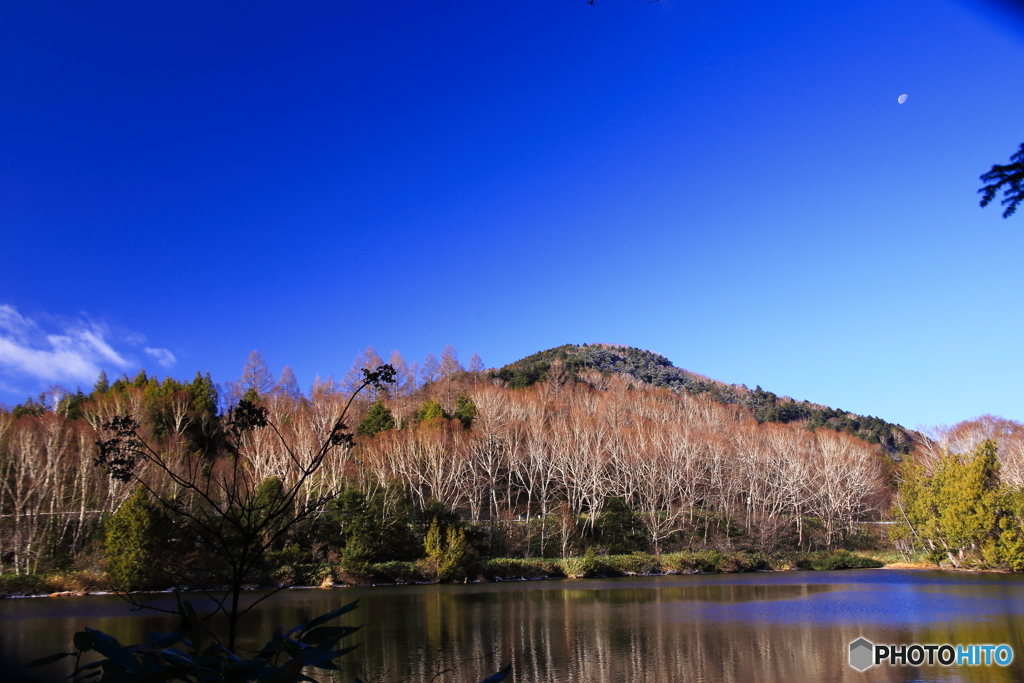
[494,343,916,456]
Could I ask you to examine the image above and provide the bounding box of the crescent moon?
[898,94,908,104]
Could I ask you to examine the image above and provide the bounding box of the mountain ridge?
[494,343,916,455]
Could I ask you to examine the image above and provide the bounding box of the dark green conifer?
[104,485,160,591]
[453,393,477,430]
[357,400,396,436]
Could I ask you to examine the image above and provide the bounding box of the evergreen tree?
[105,485,161,591]
[357,400,396,436]
[416,398,448,423]
[340,535,376,577]
[930,440,999,567]
[323,484,419,565]
[439,526,471,581]
[424,519,473,582]
[94,370,110,394]
[110,373,131,393]
[251,476,290,547]
[189,371,219,417]
[424,518,443,560]
[892,440,1001,568]
[595,496,648,554]
[57,388,88,420]
[11,398,44,418]
[453,393,477,430]
[994,489,1024,571]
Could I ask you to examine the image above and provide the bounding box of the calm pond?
[3,569,1024,682]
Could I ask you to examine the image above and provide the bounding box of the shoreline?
[9,564,998,601]
[3,569,874,600]
[2,549,895,599]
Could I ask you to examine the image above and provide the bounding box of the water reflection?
[4,570,1024,683]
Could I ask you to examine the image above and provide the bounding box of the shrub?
[719,552,770,572]
[478,558,562,580]
[602,553,660,576]
[369,561,420,584]
[808,550,883,570]
[48,570,113,594]
[263,544,317,586]
[0,573,52,597]
[662,549,724,573]
[786,550,883,571]
[559,550,603,579]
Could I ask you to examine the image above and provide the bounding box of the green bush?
[369,560,420,583]
[663,549,724,573]
[48,570,113,593]
[271,562,329,587]
[785,550,883,571]
[719,552,770,572]
[262,544,316,585]
[479,558,562,580]
[809,550,883,570]
[0,570,117,596]
[659,550,774,573]
[602,553,660,576]
[559,550,604,579]
[0,573,52,596]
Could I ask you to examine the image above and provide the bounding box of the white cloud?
[0,305,33,338]
[145,347,177,368]
[0,304,149,386]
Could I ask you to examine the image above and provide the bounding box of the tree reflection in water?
[5,570,1024,683]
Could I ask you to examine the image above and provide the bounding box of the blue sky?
[2,0,1023,430]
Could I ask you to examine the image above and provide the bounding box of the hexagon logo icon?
[849,637,874,671]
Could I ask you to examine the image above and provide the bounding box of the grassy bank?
[0,551,884,597]
[858,549,935,568]
[0,570,112,597]
[335,550,883,585]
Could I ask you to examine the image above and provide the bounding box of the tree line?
[4,345,1023,584]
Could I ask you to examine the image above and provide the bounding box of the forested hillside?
[496,344,916,455]
[2,344,1022,590]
